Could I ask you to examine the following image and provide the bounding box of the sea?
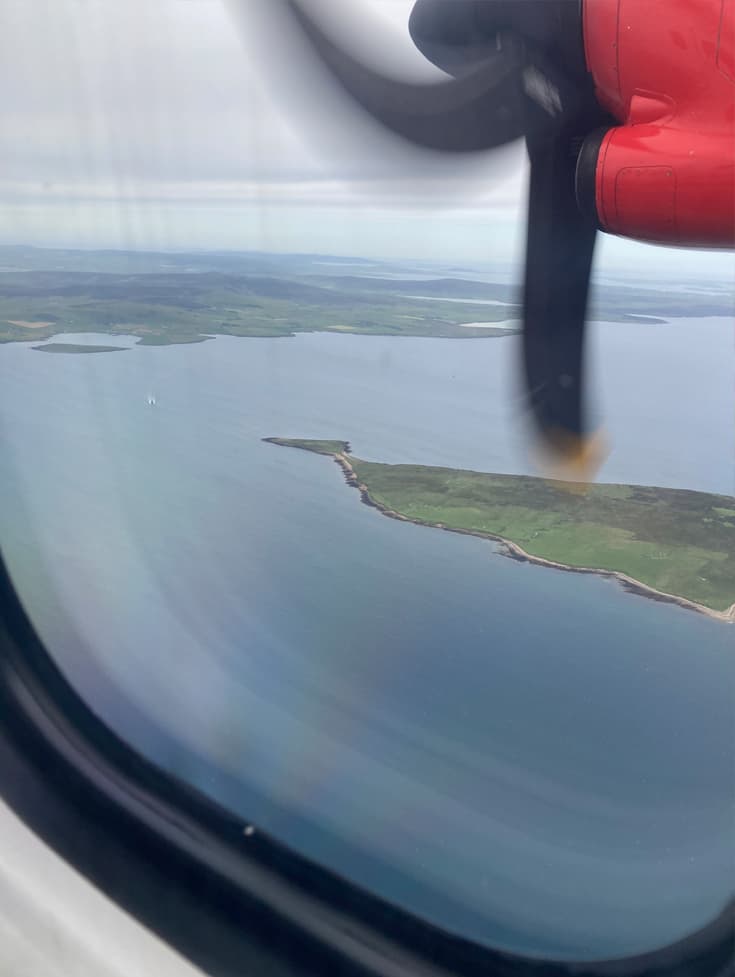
[0,314,733,961]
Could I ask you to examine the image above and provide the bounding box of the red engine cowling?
[577,0,735,247]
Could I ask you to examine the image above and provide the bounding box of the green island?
[32,342,130,354]
[264,437,735,620]
[1,246,729,350]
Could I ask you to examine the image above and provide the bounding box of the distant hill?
[0,247,730,348]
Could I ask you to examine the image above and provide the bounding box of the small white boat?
[147,395,156,406]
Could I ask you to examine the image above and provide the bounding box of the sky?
[0,0,732,283]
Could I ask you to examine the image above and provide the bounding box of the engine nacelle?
[580,0,735,247]
[576,124,735,247]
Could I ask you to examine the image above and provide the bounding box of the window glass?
[1,0,733,961]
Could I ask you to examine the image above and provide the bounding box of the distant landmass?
[32,342,130,354]
[1,246,731,349]
[265,438,735,621]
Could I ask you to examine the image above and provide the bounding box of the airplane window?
[0,0,733,964]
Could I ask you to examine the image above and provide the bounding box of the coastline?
[328,451,735,624]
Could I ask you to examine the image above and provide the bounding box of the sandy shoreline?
[331,452,735,624]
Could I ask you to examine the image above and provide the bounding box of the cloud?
[2,0,731,279]
[0,170,527,211]
[0,1,526,231]
[0,0,526,261]
[0,3,516,184]
[0,0,313,183]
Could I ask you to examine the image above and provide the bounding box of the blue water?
[0,321,733,960]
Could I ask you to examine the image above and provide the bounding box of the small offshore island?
[265,438,735,621]
[32,342,130,354]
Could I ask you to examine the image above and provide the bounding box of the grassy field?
[1,247,730,349]
[267,438,735,614]
[0,269,519,347]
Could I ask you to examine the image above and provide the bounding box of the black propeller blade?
[517,46,610,468]
[523,123,598,460]
[277,0,613,474]
[284,0,529,152]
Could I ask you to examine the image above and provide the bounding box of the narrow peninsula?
[264,438,735,622]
